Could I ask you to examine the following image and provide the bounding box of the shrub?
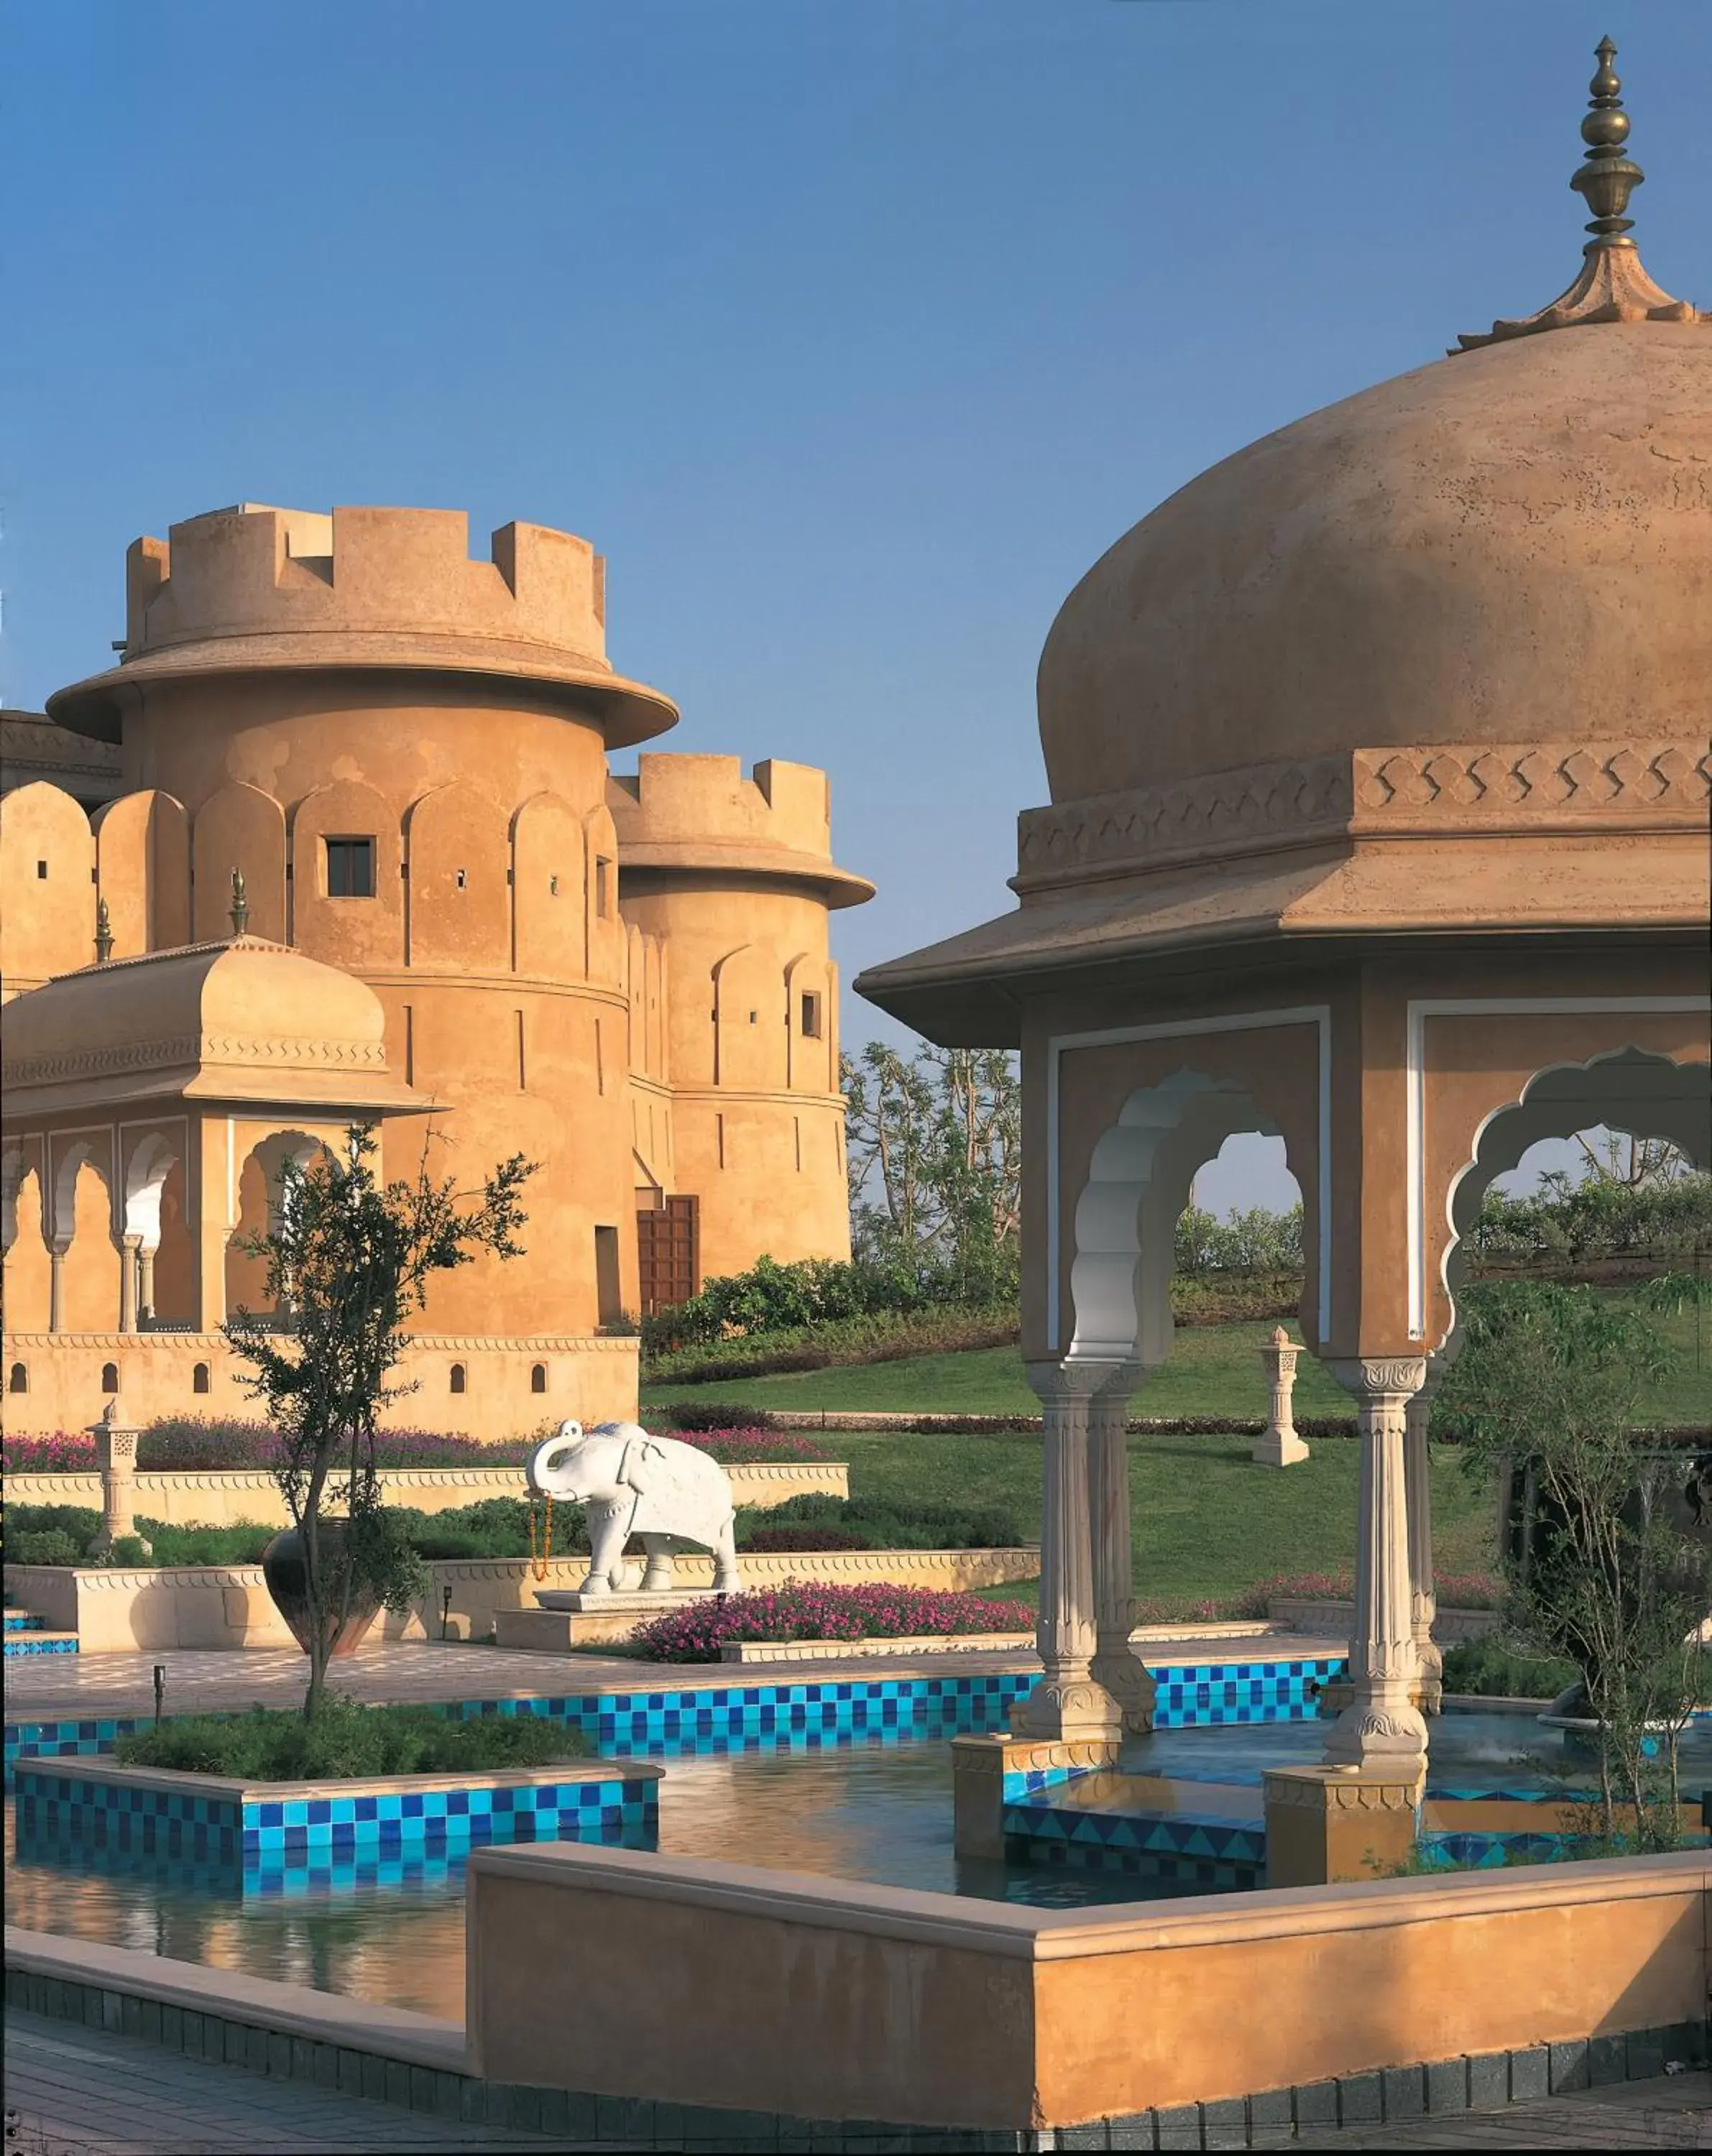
[733,1493,1028,1552]
[743,1527,874,1552]
[1440,1637,1578,1700]
[658,1403,781,1433]
[631,1582,1027,1661]
[114,1695,591,1779]
[7,1529,85,1567]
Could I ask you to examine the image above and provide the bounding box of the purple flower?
[630,1582,1027,1662]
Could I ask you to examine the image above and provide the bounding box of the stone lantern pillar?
[1253,1326,1310,1467]
[88,1401,150,1558]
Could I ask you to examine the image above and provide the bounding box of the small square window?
[326,838,376,898]
[800,992,823,1039]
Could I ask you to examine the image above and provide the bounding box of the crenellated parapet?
[50,504,677,750]
[608,753,873,907]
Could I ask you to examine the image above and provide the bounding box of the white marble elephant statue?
[527,1421,741,1595]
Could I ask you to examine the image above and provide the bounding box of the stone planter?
[260,1521,381,1661]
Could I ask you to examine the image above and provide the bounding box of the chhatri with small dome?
[858,34,1710,1848]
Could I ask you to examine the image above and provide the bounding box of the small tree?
[224,1125,534,1719]
[1437,1281,1708,1848]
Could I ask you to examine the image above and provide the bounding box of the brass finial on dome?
[1454,37,1704,352]
[93,895,114,964]
[229,866,249,938]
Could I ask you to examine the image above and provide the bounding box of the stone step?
[3,1631,80,1659]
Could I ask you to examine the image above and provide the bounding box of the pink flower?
[630,1582,1026,1662]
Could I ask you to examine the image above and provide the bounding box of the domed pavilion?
[857,42,1710,1823]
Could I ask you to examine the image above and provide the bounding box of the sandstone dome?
[1036,323,1711,806]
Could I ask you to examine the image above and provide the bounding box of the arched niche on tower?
[713,943,787,1093]
[289,780,402,971]
[192,783,287,942]
[785,953,834,1095]
[93,791,190,958]
[510,791,585,978]
[626,923,668,1082]
[0,782,95,987]
[405,783,510,971]
[583,803,625,987]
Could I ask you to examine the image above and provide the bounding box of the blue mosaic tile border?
[1002,1796,1266,1879]
[3,1634,78,1658]
[4,1655,1348,1788]
[1011,1837,1261,1892]
[13,1765,658,1876]
[4,1611,46,1633]
[1150,1657,1345,1730]
[441,1671,1034,1755]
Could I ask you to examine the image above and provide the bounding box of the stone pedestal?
[1253,1327,1310,1467]
[508,1586,718,1646]
[1262,1763,1424,1886]
[87,1403,149,1558]
[951,1731,1121,1861]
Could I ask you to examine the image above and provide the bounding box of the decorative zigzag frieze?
[4,1033,390,1087]
[1016,741,1711,887]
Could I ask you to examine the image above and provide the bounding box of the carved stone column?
[1325,1358,1428,1769]
[137,1245,157,1326]
[1087,1360,1156,1732]
[1253,1326,1310,1467]
[47,1244,67,1335]
[120,1234,142,1333]
[1406,1362,1443,1714]
[1018,1360,1122,1741]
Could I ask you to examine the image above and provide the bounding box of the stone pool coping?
[12,1754,659,1808]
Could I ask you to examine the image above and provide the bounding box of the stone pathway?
[1,2012,604,2153]
[4,2012,1708,2152]
[6,1631,1340,1726]
[1315,2071,1712,2149]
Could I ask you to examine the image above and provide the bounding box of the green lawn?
[830,1430,1497,1611]
[643,1310,1711,1425]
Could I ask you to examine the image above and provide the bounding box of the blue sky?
[7,1,1707,1210]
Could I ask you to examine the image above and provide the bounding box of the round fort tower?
[608,752,873,1288]
[47,502,678,1421]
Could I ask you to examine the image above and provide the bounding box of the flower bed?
[631,1583,1027,1662]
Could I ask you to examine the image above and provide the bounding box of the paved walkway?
[1315,2073,1712,2149]
[1,2012,604,2154]
[5,1631,1343,1726]
[4,2013,1708,2152]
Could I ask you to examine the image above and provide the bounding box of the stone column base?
[1251,1430,1310,1467]
[1263,1764,1424,1887]
[950,1732,1121,1862]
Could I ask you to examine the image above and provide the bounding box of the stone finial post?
[1253,1326,1310,1467]
[1087,1360,1156,1732]
[1324,1358,1428,1774]
[1017,1360,1123,1741]
[87,1400,149,1558]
